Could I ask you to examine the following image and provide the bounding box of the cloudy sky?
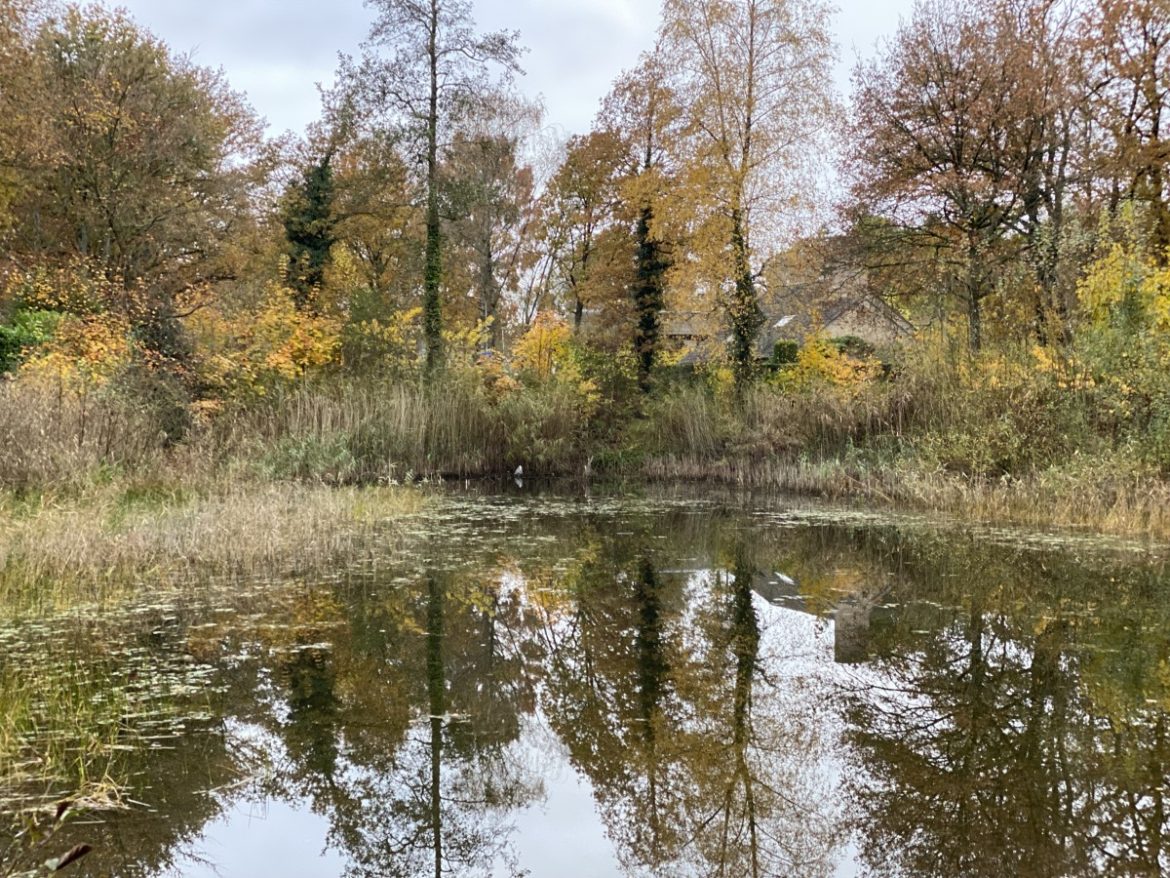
[115,0,916,140]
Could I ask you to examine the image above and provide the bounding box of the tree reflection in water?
[244,566,543,878]
[828,528,1170,877]
[535,529,842,878]
[8,499,1170,878]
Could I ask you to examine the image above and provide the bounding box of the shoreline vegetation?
[0,483,421,615]
[2,0,1170,588]
[644,456,1170,541]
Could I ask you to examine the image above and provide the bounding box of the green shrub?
[0,309,61,373]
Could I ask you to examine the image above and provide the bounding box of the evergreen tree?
[633,205,668,394]
[282,154,337,310]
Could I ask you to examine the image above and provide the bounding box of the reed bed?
[0,483,424,613]
[643,454,1170,540]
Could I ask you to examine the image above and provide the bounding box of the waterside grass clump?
[0,483,424,614]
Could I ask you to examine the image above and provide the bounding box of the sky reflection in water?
[3,490,1169,878]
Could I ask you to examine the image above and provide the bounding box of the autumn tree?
[341,0,523,373]
[329,131,422,312]
[0,0,40,237]
[849,0,1095,351]
[1086,0,1170,261]
[1002,0,1092,341]
[5,5,263,359]
[661,0,836,387]
[599,50,680,391]
[542,130,629,334]
[441,99,541,350]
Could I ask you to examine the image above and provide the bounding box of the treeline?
[850,0,1170,351]
[0,0,1169,509]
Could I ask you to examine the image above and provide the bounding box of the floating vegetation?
[0,484,425,616]
[3,488,1170,876]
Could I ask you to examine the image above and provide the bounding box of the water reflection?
[2,495,1170,877]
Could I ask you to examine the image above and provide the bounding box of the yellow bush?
[343,308,422,374]
[781,336,882,390]
[19,311,133,389]
[185,283,341,399]
[5,261,125,316]
[1078,242,1170,332]
[509,311,600,414]
[512,311,573,380]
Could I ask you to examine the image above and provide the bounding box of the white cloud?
[112,0,914,139]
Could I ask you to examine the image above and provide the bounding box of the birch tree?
[661,0,836,387]
[343,0,522,373]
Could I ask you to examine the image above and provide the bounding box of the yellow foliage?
[254,291,340,380]
[344,307,422,373]
[1031,345,1095,392]
[510,311,600,408]
[19,312,133,388]
[5,262,124,316]
[786,337,882,389]
[185,284,340,399]
[474,350,520,400]
[1078,242,1170,332]
[512,311,573,380]
[318,244,365,316]
[443,317,494,366]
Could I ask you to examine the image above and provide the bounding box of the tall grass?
[213,375,592,482]
[0,666,126,809]
[0,379,167,492]
[0,484,423,613]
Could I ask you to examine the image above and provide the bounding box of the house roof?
[663,290,913,364]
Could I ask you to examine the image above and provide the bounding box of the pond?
[2,486,1170,877]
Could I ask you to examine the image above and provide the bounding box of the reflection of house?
[750,570,885,665]
[664,237,914,365]
[832,596,875,665]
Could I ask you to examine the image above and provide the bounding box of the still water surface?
[4,488,1170,877]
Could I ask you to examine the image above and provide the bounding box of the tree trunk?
[479,241,501,350]
[966,238,984,353]
[423,0,444,374]
[728,206,762,389]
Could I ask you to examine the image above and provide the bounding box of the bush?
[0,309,60,373]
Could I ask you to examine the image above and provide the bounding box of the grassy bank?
[0,483,423,614]
[643,454,1170,539]
[5,321,1170,543]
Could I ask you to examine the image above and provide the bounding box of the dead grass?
[643,455,1170,540]
[0,483,425,613]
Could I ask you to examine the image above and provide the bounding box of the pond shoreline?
[641,455,1170,542]
[4,463,1168,620]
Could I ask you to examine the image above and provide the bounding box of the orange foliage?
[185,283,341,399]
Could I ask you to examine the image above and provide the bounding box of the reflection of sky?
[175,798,344,878]
[166,691,623,877]
[166,575,876,877]
[494,713,623,878]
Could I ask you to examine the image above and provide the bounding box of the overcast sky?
[115,0,917,140]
